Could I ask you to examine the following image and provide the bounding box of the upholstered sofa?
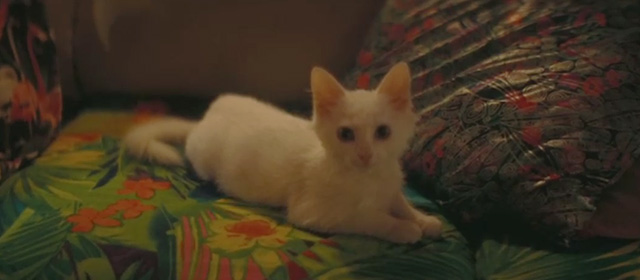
[1,1,640,279]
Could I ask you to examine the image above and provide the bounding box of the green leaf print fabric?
[0,110,474,280]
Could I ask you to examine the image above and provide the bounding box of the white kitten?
[123,62,442,243]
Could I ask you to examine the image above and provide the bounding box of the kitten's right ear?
[311,67,345,116]
[377,62,412,111]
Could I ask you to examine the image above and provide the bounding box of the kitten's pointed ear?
[311,67,345,116]
[377,62,412,110]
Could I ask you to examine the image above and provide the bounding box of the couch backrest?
[46,0,383,104]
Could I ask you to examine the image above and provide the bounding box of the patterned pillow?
[0,0,62,182]
[343,0,640,246]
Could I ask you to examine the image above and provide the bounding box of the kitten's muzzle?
[358,153,372,165]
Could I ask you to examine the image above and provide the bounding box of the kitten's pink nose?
[358,153,372,164]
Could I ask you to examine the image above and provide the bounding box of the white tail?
[123,117,197,166]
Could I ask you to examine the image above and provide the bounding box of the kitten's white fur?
[123,63,442,243]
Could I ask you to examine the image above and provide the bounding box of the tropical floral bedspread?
[1,109,640,280]
[0,110,473,280]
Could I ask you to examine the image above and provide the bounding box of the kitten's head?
[310,62,417,168]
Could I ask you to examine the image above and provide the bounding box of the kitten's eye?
[375,125,391,140]
[337,127,355,142]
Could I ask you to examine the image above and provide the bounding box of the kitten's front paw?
[416,214,443,238]
[385,220,422,244]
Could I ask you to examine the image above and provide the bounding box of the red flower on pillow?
[357,73,371,89]
[574,8,606,27]
[357,51,374,67]
[423,18,435,31]
[582,76,606,97]
[537,16,554,36]
[405,27,422,42]
[386,24,406,42]
[522,126,542,146]
[558,73,582,89]
[422,152,437,175]
[605,69,623,88]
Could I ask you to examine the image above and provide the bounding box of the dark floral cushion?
[344,0,640,246]
[0,0,62,182]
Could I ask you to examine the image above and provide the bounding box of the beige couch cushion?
[47,0,383,104]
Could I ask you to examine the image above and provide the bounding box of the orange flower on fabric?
[207,215,292,253]
[67,207,121,233]
[106,199,156,219]
[118,177,171,199]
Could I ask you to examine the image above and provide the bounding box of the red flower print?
[423,18,435,31]
[557,100,573,108]
[506,90,537,112]
[559,38,581,57]
[226,219,276,238]
[432,72,444,86]
[405,26,422,42]
[118,177,171,199]
[422,152,437,175]
[574,8,592,27]
[357,73,371,89]
[594,12,606,26]
[357,51,373,67]
[574,8,606,27]
[518,165,533,175]
[521,126,542,146]
[434,139,446,158]
[537,16,553,37]
[582,76,605,97]
[605,69,623,88]
[386,24,406,42]
[558,73,582,89]
[67,207,121,233]
[106,199,156,219]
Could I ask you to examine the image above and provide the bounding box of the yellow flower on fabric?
[206,215,291,253]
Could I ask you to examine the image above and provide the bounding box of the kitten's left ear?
[377,62,412,110]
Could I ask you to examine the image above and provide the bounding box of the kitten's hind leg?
[391,192,443,238]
